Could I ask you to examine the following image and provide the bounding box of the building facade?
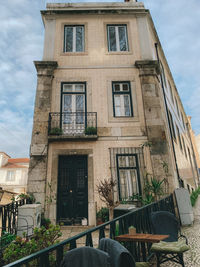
[28,0,199,225]
[0,152,29,198]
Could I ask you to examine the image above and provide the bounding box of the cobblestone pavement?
[149,220,200,267]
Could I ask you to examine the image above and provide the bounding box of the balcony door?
[61,83,86,135]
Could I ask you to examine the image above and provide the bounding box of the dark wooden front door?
[57,155,88,225]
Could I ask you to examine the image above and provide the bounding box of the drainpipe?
[155,43,183,188]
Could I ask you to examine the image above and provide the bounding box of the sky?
[0,0,200,158]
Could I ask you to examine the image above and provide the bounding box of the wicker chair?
[150,211,190,267]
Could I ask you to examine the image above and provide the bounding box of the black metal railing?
[48,112,97,136]
[4,194,175,267]
[0,199,32,236]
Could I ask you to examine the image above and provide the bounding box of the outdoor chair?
[60,246,110,267]
[99,237,149,267]
[150,211,190,267]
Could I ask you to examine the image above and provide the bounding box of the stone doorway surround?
[46,148,96,226]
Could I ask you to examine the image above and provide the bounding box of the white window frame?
[64,25,84,53]
[107,25,129,52]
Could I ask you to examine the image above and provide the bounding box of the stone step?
[60,225,109,248]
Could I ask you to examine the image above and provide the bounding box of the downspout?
[155,43,182,188]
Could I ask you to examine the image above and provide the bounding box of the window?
[116,154,141,200]
[175,98,180,117]
[176,125,183,151]
[64,25,84,52]
[112,82,133,117]
[107,25,128,52]
[160,61,167,88]
[61,83,86,134]
[168,81,174,104]
[181,112,185,129]
[168,110,176,140]
[182,137,187,158]
[6,171,15,181]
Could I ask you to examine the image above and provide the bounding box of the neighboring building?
[195,133,200,173]
[28,0,199,225]
[0,152,29,196]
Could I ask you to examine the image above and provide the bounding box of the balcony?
[48,112,97,141]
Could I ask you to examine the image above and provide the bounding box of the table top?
[115,233,169,243]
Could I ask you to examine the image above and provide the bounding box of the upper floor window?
[168,110,176,141]
[175,97,180,118]
[6,170,15,181]
[176,125,183,151]
[112,82,133,117]
[168,81,174,104]
[160,61,167,88]
[64,25,84,52]
[107,25,129,52]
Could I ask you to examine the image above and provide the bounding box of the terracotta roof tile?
[2,163,28,169]
[8,158,29,163]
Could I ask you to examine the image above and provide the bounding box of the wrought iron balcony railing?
[48,112,97,136]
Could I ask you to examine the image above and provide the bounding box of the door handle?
[70,190,73,193]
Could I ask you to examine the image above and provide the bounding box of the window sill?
[105,51,133,55]
[60,52,88,56]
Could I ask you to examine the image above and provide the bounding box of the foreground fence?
[0,199,31,236]
[3,194,175,267]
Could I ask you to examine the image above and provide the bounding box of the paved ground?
[148,220,200,267]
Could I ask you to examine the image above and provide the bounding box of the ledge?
[48,134,98,142]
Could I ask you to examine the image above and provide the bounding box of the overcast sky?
[0,0,200,158]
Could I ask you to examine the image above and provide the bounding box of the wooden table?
[115,233,169,262]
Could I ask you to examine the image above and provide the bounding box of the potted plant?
[96,178,119,220]
[84,126,97,135]
[96,207,109,225]
[49,127,63,135]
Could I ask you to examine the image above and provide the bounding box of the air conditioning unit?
[17,204,42,237]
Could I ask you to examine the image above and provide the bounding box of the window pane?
[114,84,120,92]
[114,95,121,116]
[118,26,128,51]
[122,83,129,91]
[130,170,138,195]
[108,26,116,51]
[65,27,73,52]
[63,84,73,92]
[63,95,72,123]
[119,170,127,199]
[128,156,136,167]
[118,156,126,167]
[124,95,131,116]
[76,26,84,52]
[75,84,85,92]
[76,95,84,124]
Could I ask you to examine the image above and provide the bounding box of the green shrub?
[84,126,97,135]
[96,207,109,223]
[49,127,63,135]
[190,187,200,207]
[3,224,62,265]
